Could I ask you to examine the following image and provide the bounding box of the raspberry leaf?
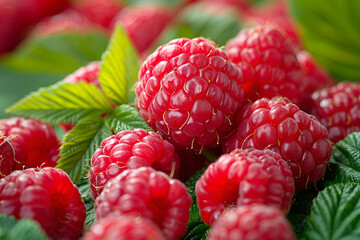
[77,179,96,229]
[325,132,360,184]
[3,32,108,75]
[57,117,106,182]
[0,214,49,240]
[98,25,139,105]
[304,183,360,240]
[290,0,360,81]
[6,82,112,125]
[109,104,151,132]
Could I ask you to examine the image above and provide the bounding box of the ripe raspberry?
[88,129,179,199]
[0,167,86,240]
[224,97,332,190]
[135,37,244,151]
[310,82,360,143]
[208,205,296,240]
[73,0,123,29]
[95,167,192,240]
[225,24,304,105]
[0,117,60,178]
[112,4,173,55]
[82,215,166,240]
[31,10,96,38]
[297,50,335,112]
[59,61,101,131]
[195,148,294,225]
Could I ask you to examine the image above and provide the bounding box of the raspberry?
[82,215,166,240]
[31,10,96,38]
[0,117,60,178]
[60,61,101,131]
[208,205,296,240]
[112,4,173,55]
[224,97,332,190]
[95,167,192,240]
[73,0,123,29]
[88,129,179,199]
[0,167,86,240]
[297,50,335,112]
[135,37,244,151]
[195,148,294,225]
[225,24,304,105]
[310,82,360,143]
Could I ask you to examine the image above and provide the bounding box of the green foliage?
[0,214,49,240]
[157,2,241,48]
[3,32,108,75]
[6,82,112,125]
[290,0,360,81]
[77,179,96,229]
[325,132,360,184]
[304,183,360,240]
[99,26,139,105]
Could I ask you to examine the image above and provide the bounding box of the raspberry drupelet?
[135,37,244,152]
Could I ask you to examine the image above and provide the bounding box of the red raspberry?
[31,10,96,38]
[0,167,86,240]
[88,129,179,199]
[95,167,192,240]
[208,205,296,240]
[82,215,166,240]
[59,61,101,131]
[111,4,173,55]
[73,0,123,30]
[224,97,332,190]
[310,82,360,143]
[225,24,304,105]
[297,50,335,112]
[0,117,60,178]
[135,37,244,151]
[195,148,294,225]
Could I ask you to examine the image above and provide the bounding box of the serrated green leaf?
[6,82,112,125]
[108,104,150,132]
[290,0,360,81]
[0,214,49,240]
[185,168,206,202]
[325,132,360,184]
[99,26,139,105]
[3,32,108,75]
[182,204,210,240]
[304,183,360,240]
[57,117,107,182]
[76,178,96,229]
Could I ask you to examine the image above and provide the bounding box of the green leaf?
[157,3,241,48]
[325,132,360,184]
[0,214,49,240]
[3,32,108,75]
[304,183,360,240]
[6,82,112,125]
[290,0,360,81]
[76,178,96,229]
[56,117,106,182]
[108,104,150,132]
[57,104,149,182]
[185,168,206,202]
[99,26,139,105]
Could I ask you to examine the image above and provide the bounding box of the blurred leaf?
[158,3,241,47]
[3,32,108,75]
[0,214,49,240]
[6,82,112,125]
[290,0,360,81]
[304,183,360,240]
[99,26,139,105]
[324,132,360,184]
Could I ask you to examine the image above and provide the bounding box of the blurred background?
[1,0,359,116]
